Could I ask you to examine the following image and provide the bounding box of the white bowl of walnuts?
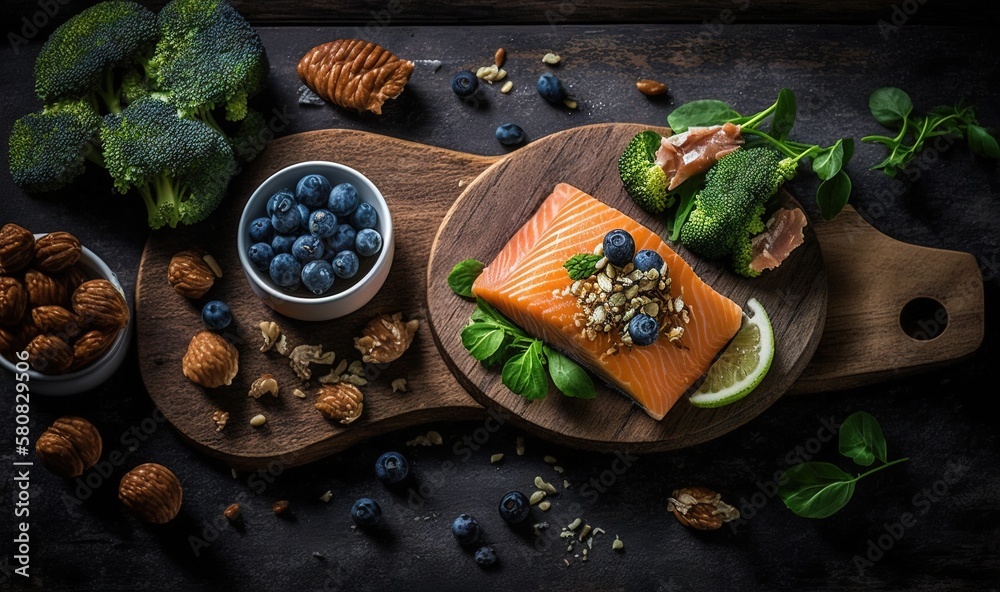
[0,224,132,396]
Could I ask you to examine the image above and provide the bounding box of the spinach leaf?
[769,88,797,140]
[817,170,852,220]
[501,340,548,400]
[544,346,596,399]
[461,322,507,361]
[968,124,1000,158]
[779,462,857,519]
[839,411,887,466]
[869,87,913,128]
[667,100,741,133]
[811,140,845,181]
[447,259,484,298]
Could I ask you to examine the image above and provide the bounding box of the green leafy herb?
[778,411,908,518]
[563,253,602,280]
[862,87,999,176]
[664,174,702,242]
[816,170,852,221]
[768,87,797,140]
[448,259,485,298]
[544,346,596,399]
[461,322,507,361]
[501,340,548,400]
[667,100,741,133]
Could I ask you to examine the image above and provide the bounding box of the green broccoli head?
[9,99,103,193]
[679,147,797,275]
[100,96,237,229]
[34,1,157,111]
[618,131,669,214]
[150,0,269,122]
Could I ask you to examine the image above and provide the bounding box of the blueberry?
[248,216,273,243]
[633,249,665,273]
[331,250,360,279]
[628,313,659,346]
[451,514,481,545]
[267,189,293,216]
[292,234,324,262]
[351,498,382,526]
[374,451,409,486]
[355,228,383,257]
[295,174,331,208]
[536,73,566,103]
[247,242,274,271]
[450,70,479,98]
[325,224,356,254]
[201,300,231,330]
[603,229,635,268]
[474,546,497,568]
[270,194,301,234]
[269,253,301,288]
[271,234,296,254]
[328,183,359,217]
[301,260,335,295]
[350,202,378,230]
[495,123,525,146]
[498,491,530,525]
[297,203,311,231]
[308,209,338,238]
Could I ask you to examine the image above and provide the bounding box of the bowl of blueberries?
[237,161,393,321]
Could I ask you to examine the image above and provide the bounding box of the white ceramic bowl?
[0,235,132,396]
[237,161,394,321]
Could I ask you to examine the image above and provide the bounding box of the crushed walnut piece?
[354,313,419,364]
[666,486,740,530]
[318,358,368,386]
[391,378,408,393]
[289,345,336,380]
[249,373,279,398]
[259,321,280,352]
[212,410,229,432]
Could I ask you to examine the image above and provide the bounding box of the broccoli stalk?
[679,147,798,277]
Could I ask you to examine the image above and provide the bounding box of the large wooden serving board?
[136,124,984,469]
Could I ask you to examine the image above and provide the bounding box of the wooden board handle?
[790,205,984,393]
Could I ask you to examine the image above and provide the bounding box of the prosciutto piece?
[748,207,808,273]
[655,122,744,190]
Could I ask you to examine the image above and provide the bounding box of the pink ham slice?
[749,207,808,273]
[655,122,744,190]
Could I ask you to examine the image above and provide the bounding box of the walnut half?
[354,313,419,364]
[297,39,414,115]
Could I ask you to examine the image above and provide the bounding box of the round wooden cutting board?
[425,125,827,452]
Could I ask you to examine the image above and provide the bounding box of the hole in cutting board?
[899,297,948,341]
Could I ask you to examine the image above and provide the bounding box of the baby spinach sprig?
[778,411,908,519]
[862,87,1000,176]
[448,260,597,401]
[667,88,855,220]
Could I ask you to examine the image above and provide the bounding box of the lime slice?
[689,298,774,408]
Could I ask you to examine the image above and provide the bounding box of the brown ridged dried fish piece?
[298,39,414,115]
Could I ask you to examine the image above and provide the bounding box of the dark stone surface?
[1,23,999,591]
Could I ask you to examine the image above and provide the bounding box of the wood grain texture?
[426,123,827,451]
[136,130,494,470]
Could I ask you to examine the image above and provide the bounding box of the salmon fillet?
[472,183,743,420]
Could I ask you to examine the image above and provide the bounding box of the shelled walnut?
[666,487,740,530]
[119,463,183,524]
[315,383,364,425]
[35,416,103,478]
[25,334,74,374]
[0,277,27,326]
[167,249,219,299]
[297,39,414,114]
[354,313,419,364]
[72,279,129,329]
[0,223,35,274]
[24,269,68,308]
[72,329,117,370]
[33,231,81,273]
[182,331,239,388]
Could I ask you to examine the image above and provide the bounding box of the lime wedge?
[689,298,774,408]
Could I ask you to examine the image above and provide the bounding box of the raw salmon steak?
[472,183,744,420]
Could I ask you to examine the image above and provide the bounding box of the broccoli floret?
[100,97,237,229]
[34,1,157,113]
[679,147,797,277]
[150,0,269,123]
[618,130,669,213]
[8,99,103,192]
[227,108,270,163]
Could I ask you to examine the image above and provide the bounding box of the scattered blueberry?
[292,234,324,262]
[201,300,231,330]
[270,194,301,234]
[271,233,296,254]
[331,250,360,279]
[474,546,497,567]
[628,313,659,346]
[451,514,481,545]
[450,70,479,98]
[355,228,383,257]
[351,498,382,526]
[536,73,566,103]
[295,174,331,208]
[603,229,635,267]
[301,260,335,294]
[308,209,338,238]
[495,123,525,146]
[269,253,301,288]
[248,217,273,243]
[247,242,274,271]
[633,249,665,273]
[296,203,311,231]
[374,451,409,486]
[328,183,359,217]
[350,202,378,230]
[325,224,356,254]
[267,189,293,216]
[498,491,530,525]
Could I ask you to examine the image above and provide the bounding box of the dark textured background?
[1,10,999,592]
